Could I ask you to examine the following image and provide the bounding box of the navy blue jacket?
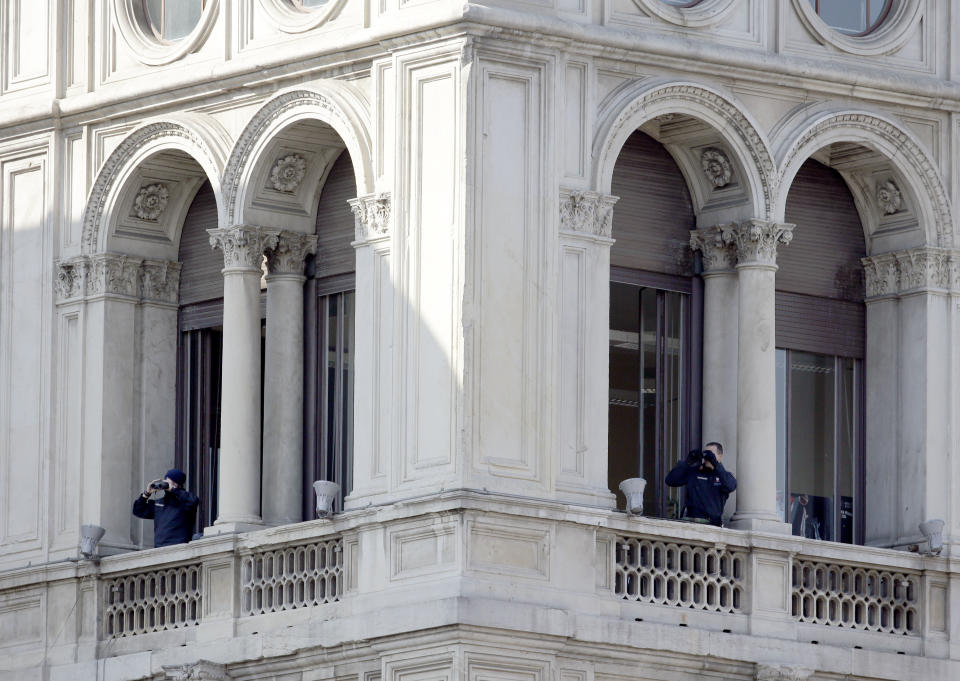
[665,459,737,526]
[133,488,200,547]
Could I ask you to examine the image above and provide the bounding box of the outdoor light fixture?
[80,524,106,559]
[918,519,945,555]
[313,480,341,518]
[619,478,647,516]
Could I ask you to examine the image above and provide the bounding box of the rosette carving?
[208,226,279,270]
[726,220,793,266]
[700,148,732,188]
[689,224,737,273]
[349,193,391,241]
[269,154,307,193]
[559,189,619,238]
[876,179,903,215]
[132,183,170,221]
[265,231,319,276]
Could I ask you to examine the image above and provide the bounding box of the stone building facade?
[0,1,959,679]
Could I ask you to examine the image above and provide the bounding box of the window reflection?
[807,0,891,36]
[144,0,205,42]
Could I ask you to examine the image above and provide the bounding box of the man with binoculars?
[664,443,737,527]
[132,469,200,547]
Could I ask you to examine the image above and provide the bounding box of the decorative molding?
[257,0,349,34]
[559,189,619,238]
[862,247,960,298]
[726,220,794,267]
[600,83,774,218]
[132,183,170,221]
[755,664,814,681]
[163,660,230,681]
[349,193,392,241]
[862,252,900,298]
[80,117,229,255]
[223,86,372,227]
[700,148,732,188]
[876,179,903,215]
[269,154,307,193]
[896,248,950,292]
[208,226,279,270]
[141,260,182,304]
[689,224,737,273]
[780,112,952,248]
[265,231,318,275]
[86,253,142,299]
[111,0,220,67]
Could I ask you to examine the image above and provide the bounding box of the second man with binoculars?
[665,443,737,527]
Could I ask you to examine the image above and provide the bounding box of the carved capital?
[896,247,950,292]
[141,260,182,304]
[559,189,619,238]
[727,219,793,267]
[755,664,814,681]
[163,660,230,681]
[55,257,89,302]
[862,253,900,299]
[86,253,142,298]
[349,193,391,241]
[208,226,278,271]
[265,231,318,276]
[690,224,737,273]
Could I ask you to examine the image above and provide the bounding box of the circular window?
[806,0,892,36]
[792,0,921,56]
[633,0,736,27]
[113,0,219,65]
[660,0,702,6]
[142,0,205,42]
[258,0,346,32]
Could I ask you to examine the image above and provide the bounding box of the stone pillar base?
[727,517,792,534]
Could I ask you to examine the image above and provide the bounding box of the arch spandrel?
[223,81,375,233]
[80,112,232,257]
[592,79,776,222]
[774,108,953,251]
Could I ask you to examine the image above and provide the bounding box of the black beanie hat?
[165,469,186,486]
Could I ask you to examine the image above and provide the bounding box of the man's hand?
[685,449,702,466]
[143,479,162,496]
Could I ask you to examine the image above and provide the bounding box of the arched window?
[777,159,867,544]
[608,130,701,518]
[807,0,892,36]
[143,0,206,42]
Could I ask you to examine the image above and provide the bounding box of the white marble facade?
[1,1,960,680]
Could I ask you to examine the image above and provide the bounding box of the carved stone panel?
[559,189,618,238]
[349,193,392,241]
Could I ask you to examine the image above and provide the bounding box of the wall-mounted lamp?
[80,524,106,559]
[619,478,647,516]
[313,480,341,519]
[918,519,945,555]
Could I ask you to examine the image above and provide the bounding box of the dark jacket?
[665,459,737,526]
[133,488,200,547]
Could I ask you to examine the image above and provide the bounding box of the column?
[727,220,793,532]
[208,225,278,530]
[690,224,739,520]
[261,231,317,526]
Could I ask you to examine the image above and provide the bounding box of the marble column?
[208,225,278,530]
[690,224,739,519]
[726,220,793,532]
[261,231,317,526]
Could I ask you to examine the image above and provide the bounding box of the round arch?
[775,108,953,250]
[223,81,374,231]
[592,79,776,221]
[80,112,231,256]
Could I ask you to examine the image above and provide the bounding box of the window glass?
[296,0,331,7]
[660,0,701,6]
[608,281,690,517]
[777,349,862,543]
[808,0,890,35]
[144,0,204,42]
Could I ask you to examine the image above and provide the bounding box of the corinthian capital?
[895,247,950,293]
[727,219,793,267]
[208,226,279,271]
[559,189,619,238]
[55,257,89,302]
[140,260,182,305]
[861,252,900,299]
[86,253,142,299]
[690,224,737,273]
[349,193,391,241]
[265,231,318,276]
